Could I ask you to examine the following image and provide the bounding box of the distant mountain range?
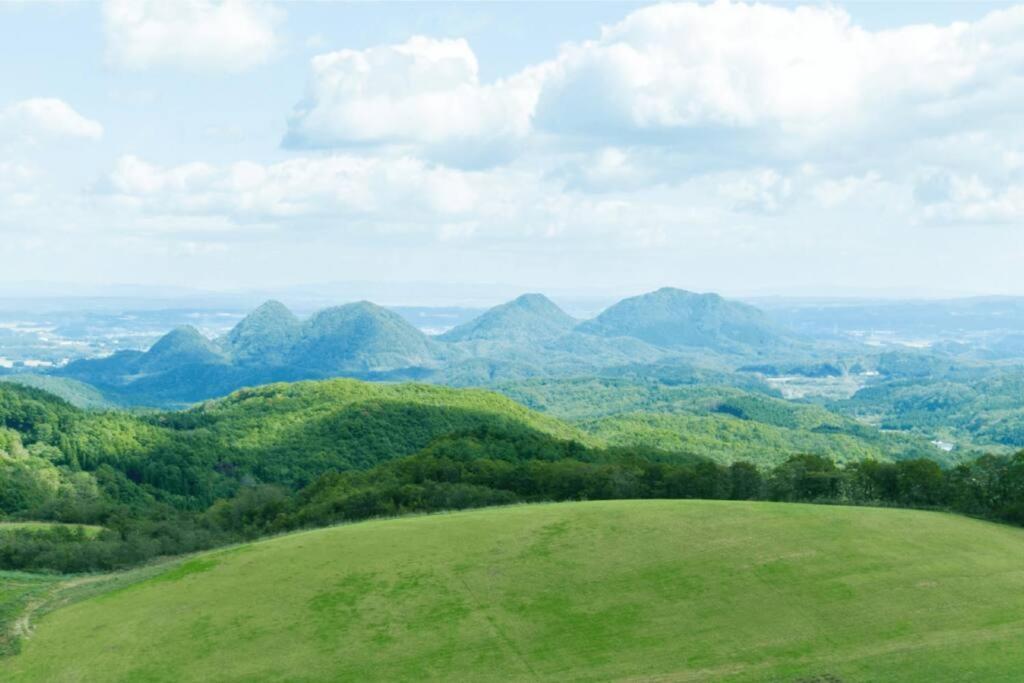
[55,288,799,406]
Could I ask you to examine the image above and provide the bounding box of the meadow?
[4,500,1024,681]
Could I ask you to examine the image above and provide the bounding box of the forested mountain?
[139,326,228,371]
[223,300,301,365]
[577,287,789,353]
[50,288,807,407]
[0,379,588,513]
[440,293,577,343]
[288,302,441,373]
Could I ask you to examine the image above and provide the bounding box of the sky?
[1,0,1023,303]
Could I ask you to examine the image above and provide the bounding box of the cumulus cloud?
[0,162,38,208]
[103,0,282,71]
[534,1,1023,143]
[915,171,1024,223]
[1,98,103,141]
[285,36,541,167]
[284,1,1024,182]
[105,154,481,223]
[554,147,663,193]
[717,169,794,214]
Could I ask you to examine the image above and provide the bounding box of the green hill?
[439,293,577,343]
[48,289,805,407]
[291,302,441,373]
[499,378,943,465]
[137,326,227,373]
[6,500,1024,681]
[0,378,593,512]
[171,379,591,485]
[222,300,301,366]
[577,287,787,352]
[0,376,115,411]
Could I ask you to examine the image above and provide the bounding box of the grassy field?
[4,500,1024,681]
[0,572,63,657]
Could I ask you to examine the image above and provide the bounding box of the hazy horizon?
[0,279,1016,314]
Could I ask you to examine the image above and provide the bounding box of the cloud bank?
[103,0,282,71]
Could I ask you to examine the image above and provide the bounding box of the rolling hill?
[499,378,945,465]
[221,299,301,366]
[48,288,811,407]
[5,500,1024,681]
[0,378,593,510]
[290,301,442,374]
[137,326,227,372]
[0,375,115,410]
[577,287,789,352]
[439,293,577,343]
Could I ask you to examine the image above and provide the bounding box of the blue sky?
[1,1,1022,302]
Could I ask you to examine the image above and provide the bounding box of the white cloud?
[103,0,282,72]
[106,154,481,222]
[812,172,884,208]
[284,36,543,167]
[556,147,660,193]
[1,98,103,141]
[0,162,38,208]
[916,171,1024,223]
[534,1,1023,145]
[283,1,1024,182]
[717,169,794,214]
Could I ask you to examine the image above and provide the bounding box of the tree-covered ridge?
[576,287,789,352]
[439,293,577,343]
[223,300,301,366]
[291,302,442,373]
[0,379,592,517]
[498,378,945,466]
[0,375,116,411]
[50,288,804,408]
[1,378,1024,580]
[166,379,592,486]
[832,364,1024,451]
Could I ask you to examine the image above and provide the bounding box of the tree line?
[4,427,1024,574]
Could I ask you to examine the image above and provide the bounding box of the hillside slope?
[174,379,591,483]
[222,300,301,365]
[290,302,441,373]
[5,500,1024,681]
[439,293,577,343]
[577,287,788,352]
[0,378,593,512]
[499,378,944,465]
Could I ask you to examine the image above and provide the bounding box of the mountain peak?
[226,300,301,365]
[143,326,226,370]
[440,293,577,343]
[294,301,438,372]
[151,325,208,350]
[576,288,783,352]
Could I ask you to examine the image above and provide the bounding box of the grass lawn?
[3,500,1024,681]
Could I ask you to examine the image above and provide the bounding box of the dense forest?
[2,380,1024,575]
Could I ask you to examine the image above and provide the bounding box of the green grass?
[5,500,1024,681]
[0,572,62,657]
